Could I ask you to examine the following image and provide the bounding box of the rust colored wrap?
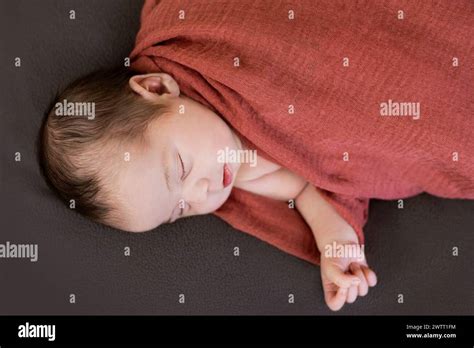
[130,0,474,265]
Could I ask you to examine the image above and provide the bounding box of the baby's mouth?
[223,163,233,188]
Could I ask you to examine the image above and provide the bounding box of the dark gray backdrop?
[0,0,473,315]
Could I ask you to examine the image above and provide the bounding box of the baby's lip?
[223,163,233,188]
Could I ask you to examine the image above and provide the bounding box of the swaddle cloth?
[130,0,474,265]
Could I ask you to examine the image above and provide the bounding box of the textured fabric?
[130,0,474,265]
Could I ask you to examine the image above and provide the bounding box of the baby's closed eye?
[178,153,191,181]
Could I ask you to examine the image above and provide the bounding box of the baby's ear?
[129,73,180,102]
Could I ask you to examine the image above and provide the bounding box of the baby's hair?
[38,67,171,228]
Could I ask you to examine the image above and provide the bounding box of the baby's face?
[112,95,242,232]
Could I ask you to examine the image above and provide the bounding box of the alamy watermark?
[0,241,38,262]
[217,146,257,167]
[18,322,55,341]
[380,99,420,120]
[324,242,365,261]
[55,99,95,120]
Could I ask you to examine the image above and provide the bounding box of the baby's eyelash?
[178,153,186,180]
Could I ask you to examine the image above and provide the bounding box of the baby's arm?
[295,183,358,247]
[295,184,377,311]
[240,166,361,244]
[235,166,376,311]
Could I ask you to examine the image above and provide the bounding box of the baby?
[39,67,377,311]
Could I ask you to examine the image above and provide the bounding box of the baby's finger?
[325,263,361,289]
[350,263,368,296]
[361,265,378,287]
[346,285,358,303]
[325,287,348,311]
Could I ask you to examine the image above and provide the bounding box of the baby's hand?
[320,241,377,311]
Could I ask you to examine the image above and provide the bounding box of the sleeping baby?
[39,68,377,312]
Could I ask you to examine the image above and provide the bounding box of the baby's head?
[39,68,242,232]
